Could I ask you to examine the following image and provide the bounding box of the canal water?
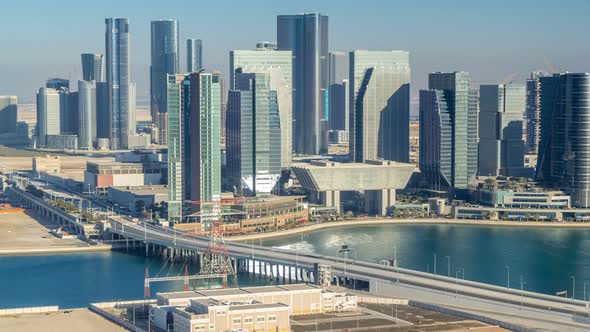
[1,224,589,309]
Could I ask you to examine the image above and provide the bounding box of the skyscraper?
[187,39,203,72]
[167,72,221,224]
[277,13,329,154]
[81,53,104,82]
[419,72,478,195]
[151,19,179,144]
[230,47,292,168]
[227,72,281,195]
[96,82,109,140]
[478,83,526,176]
[78,80,96,149]
[525,71,547,154]
[536,73,590,208]
[105,17,132,149]
[0,96,17,134]
[328,80,349,132]
[46,78,69,90]
[36,88,61,147]
[349,50,410,163]
[328,52,348,85]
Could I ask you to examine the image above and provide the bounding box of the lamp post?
[446,256,451,278]
[571,276,576,300]
[506,265,510,288]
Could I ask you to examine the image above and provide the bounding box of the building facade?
[187,38,203,72]
[151,19,179,143]
[0,96,17,134]
[230,48,292,169]
[536,73,590,208]
[525,71,547,154]
[78,80,97,149]
[478,83,527,177]
[36,88,61,147]
[105,18,132,149]
[419,72,478,195]
[277,13,329,154]
[81,53,104,82]
[349,50,410,163]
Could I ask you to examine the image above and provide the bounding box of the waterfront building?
[36,87,61,147]
[81,53,104,82]
[277,13,329,154]
[78,80,96,149]
[186,38,203,72]
[478,83,527,177]
[227,72,281,195]
[349,50,410,163]
[105,17,133,149]
[525,71,547,154]
[167,72,221,223]
[419,72,478,195]
[536,73,590,208]
[151,19,179,145]
[0,96,17,134]
[230,47,292,168]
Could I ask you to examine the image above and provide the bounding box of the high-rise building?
[230,47,292,168]
[66,91,79,135]
[0,96,17,134]
[151,19,179,143]
[167,72,221,224]
[227,72,281,195]
[187,39,203,72]
[419,72,478,195]
[349,50,410,163]
[277,13,329,154]
[536,73,590,208]
[81,53,104,82]
[525,71,547,154]
[78,80,96,149]
[105,17,132,149]
[256,41,277,50]
[46,78,69,90]
[36,88,61,147]
[329,52,348,85]
[96,82,109,140]
[478,83,526,176]
[328,80,349,132]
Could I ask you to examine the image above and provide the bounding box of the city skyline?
[2,0,589,102]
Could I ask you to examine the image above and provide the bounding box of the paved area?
[0,308,125,332]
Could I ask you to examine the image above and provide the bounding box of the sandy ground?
[0,211,106,255]
[0,309,125,332]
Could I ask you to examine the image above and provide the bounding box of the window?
[257,316,265,322]
[244,317,253,324]
[233,318,241,324]
[268,315,277,322]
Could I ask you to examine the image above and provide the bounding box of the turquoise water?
[2,224,590,309]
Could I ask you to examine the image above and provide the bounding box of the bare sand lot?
[0,309,125,332]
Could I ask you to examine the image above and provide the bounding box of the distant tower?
[187,38,203,72]
[81,54,104,82]
[0,96,17,134]
[78,80,97,149]
[36,88,61,147]
[525,71,547,154]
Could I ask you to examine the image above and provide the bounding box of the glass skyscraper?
[0,96,17,134]
[105,17,131,149]
[277,13,329,154]
[230,47,292,169]
[81,53,104,82]
[187,39,203,72]
[349,50,410,163]
[525,71,547,154]
[36,88,61,147]
[227,73,281,195]
[536,73,590,208]
[419,72,478,195]
[78,80,96,149]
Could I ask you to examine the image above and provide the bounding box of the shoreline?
[227,218,590,242]
[0,244,113,257]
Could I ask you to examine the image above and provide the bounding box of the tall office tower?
[478,83,527,176]
[46,78,69,90]
[227,73,281,195]
[217,73,227,148]
[419,72,478,195]
[187,39,203,72]
[328,80,349,131]
[78,80,96,149]
[277,13,329,154]
[151,20,179,144]
[167,72,221,223]
[525,71,547,154]
[230,47,292,168]
[349,50,411,163]
[36,88,61,147]
[105,18,132,149]
[536,73,590,207]
[66,91,79,135]
[328,52,348,85]
[0,96,17,134]
[81,53,104,81]
[95,82,109,140]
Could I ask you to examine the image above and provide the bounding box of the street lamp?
[571,276,576,300]
[505,265,510,288]
[446,256,451,278]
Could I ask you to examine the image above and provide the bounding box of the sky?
[1,0,589,103]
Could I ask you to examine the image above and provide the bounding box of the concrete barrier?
[0,306,59,316]
[358,296,408,305]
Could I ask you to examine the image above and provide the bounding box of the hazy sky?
[1,0,589,103]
